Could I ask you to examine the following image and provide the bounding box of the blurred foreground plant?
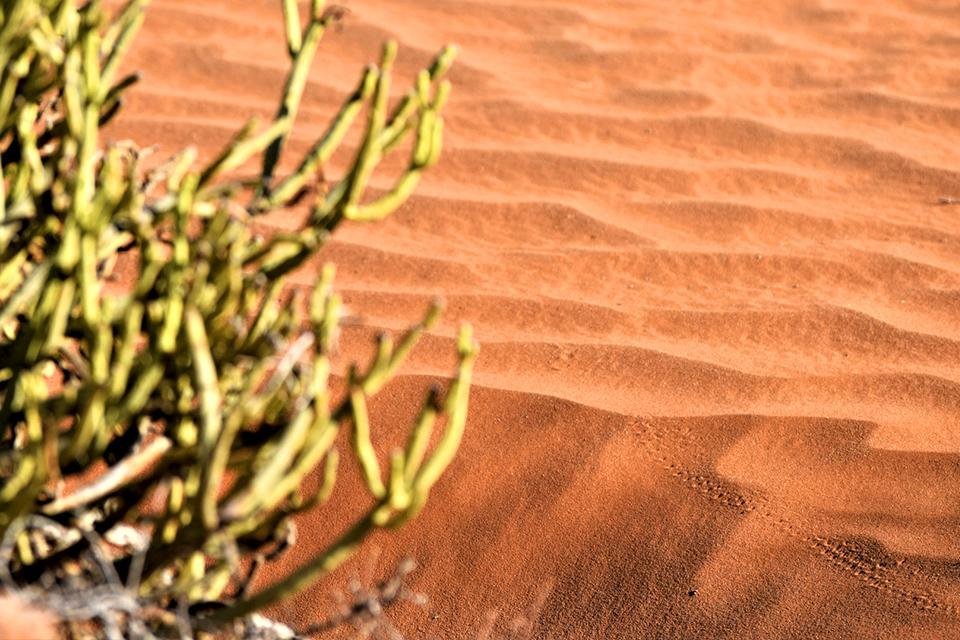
[0,0,476,636]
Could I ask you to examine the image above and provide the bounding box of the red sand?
[0,596,57,639]
[113,1,960,638]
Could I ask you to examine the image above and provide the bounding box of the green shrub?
[0,0,476,635]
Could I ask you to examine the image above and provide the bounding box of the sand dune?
[116,1,960,637]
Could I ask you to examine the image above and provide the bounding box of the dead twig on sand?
[297,554,426,640]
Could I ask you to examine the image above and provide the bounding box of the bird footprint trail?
[633,417,960,618]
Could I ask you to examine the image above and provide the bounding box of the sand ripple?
[117,1,960,637]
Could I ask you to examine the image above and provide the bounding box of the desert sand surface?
[112,1,960,638]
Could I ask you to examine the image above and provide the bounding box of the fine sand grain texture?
[114,1,960,638]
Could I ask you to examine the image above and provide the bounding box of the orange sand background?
[111,1,960,638]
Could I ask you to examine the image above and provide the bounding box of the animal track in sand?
[631,417,960,617]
